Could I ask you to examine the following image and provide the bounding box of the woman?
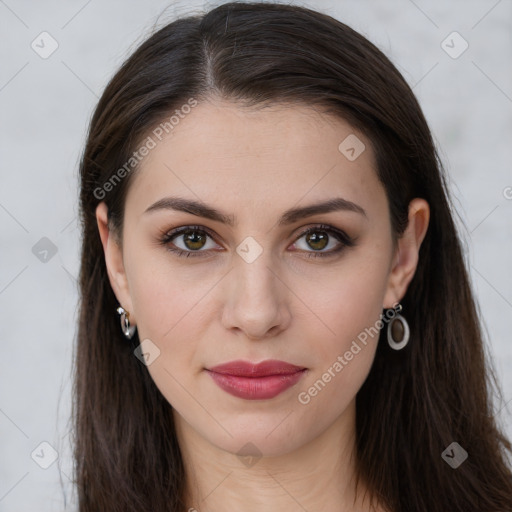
[72,2,512,511]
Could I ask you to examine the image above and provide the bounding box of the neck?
[174,398,381,512]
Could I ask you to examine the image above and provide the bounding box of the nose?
[221,251,292,340]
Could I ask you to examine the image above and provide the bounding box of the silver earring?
[387,303,410,350]
[116,306,136,339]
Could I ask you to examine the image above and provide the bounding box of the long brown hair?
[72,2,512,510]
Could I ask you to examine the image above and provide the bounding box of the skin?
[96,98,429,512]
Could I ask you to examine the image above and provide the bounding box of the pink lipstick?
[205,359,307,400]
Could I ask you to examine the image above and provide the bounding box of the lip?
[205,359,307,400]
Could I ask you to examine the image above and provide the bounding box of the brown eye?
[292,224,355,258]
[305,231,329,251]
[181,229,208,250]
[161,226,220,257]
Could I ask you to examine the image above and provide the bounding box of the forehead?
[125,99,383,220]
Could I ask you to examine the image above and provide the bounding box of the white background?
[1,0,511,510]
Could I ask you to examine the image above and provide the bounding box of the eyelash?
[158,224,355,259]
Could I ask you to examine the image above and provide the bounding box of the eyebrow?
[143,196,367,226]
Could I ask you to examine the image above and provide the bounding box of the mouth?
[205,359,307,400]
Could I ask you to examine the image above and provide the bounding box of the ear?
[96,202,136,325]
[383,198,430,308]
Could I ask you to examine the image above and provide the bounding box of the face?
[98,98,425,458]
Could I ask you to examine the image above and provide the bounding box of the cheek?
[125,248,217,391]
[129,267,208,412]
[297,294,383,411]
[306,252,390,359]
[130,272,206,359]
[298,346,376,407]
[126,240,209,339]
[294,247,390,408]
